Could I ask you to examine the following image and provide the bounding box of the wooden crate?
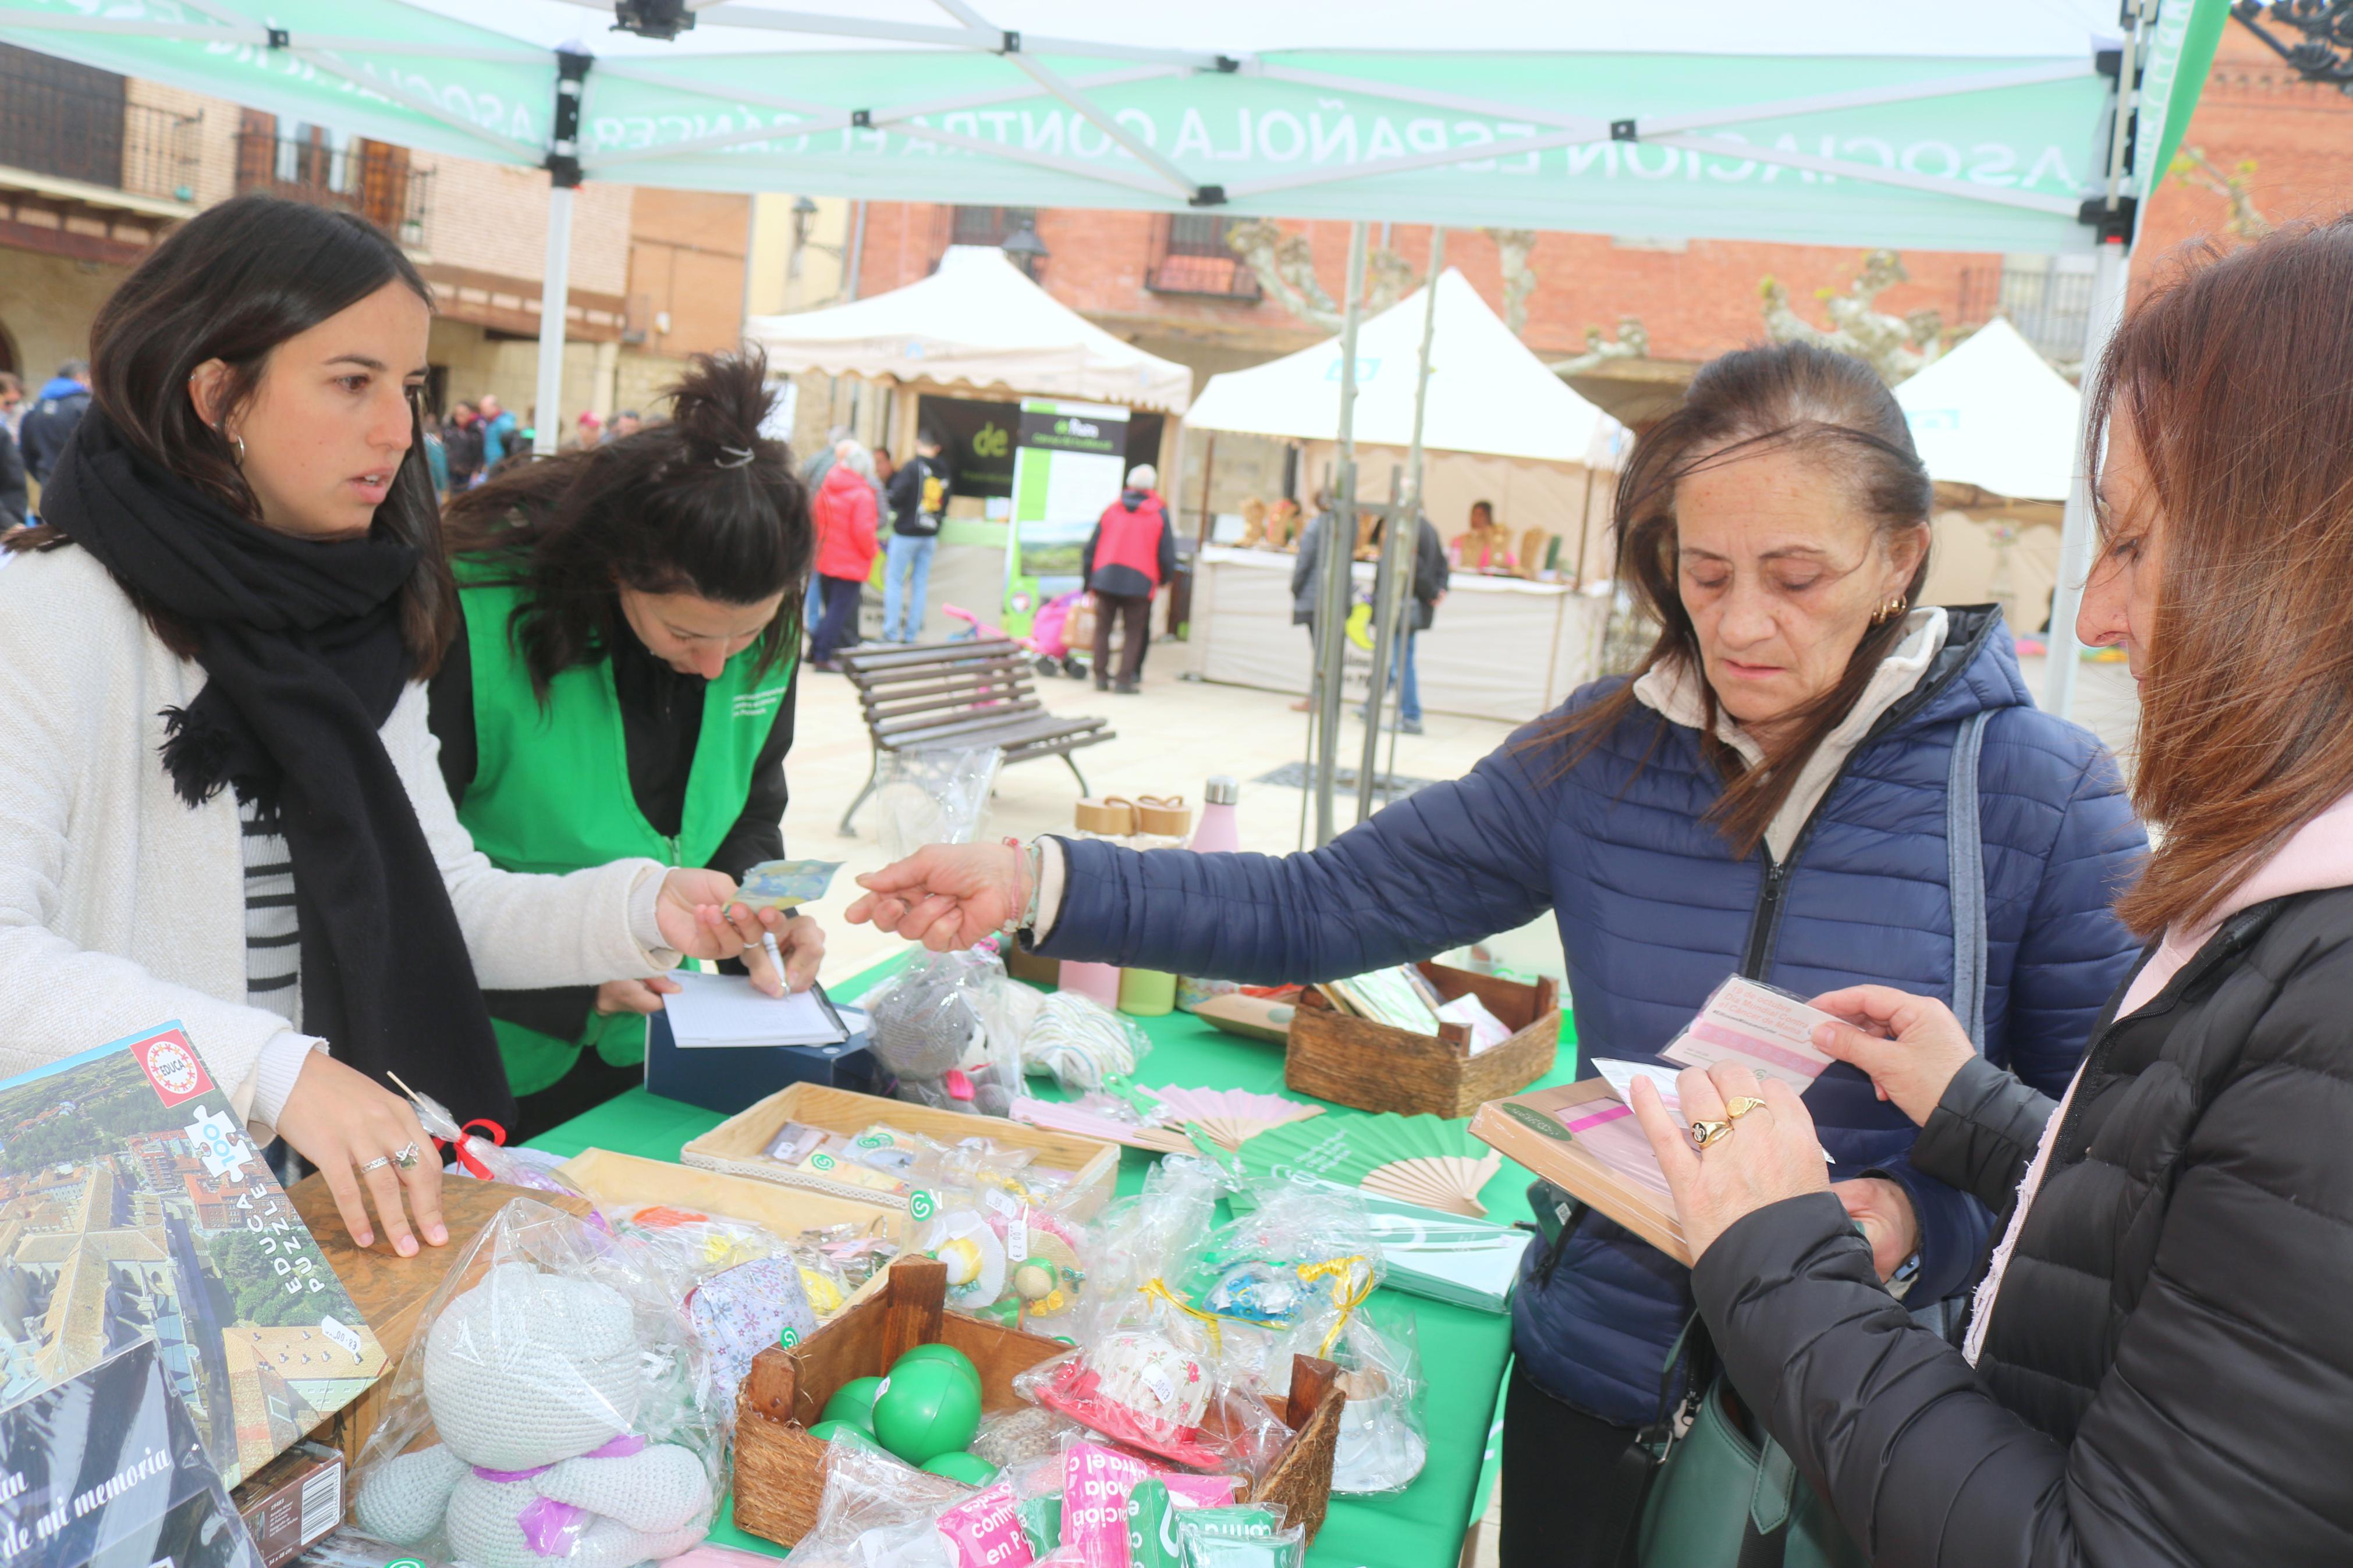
[556,1147,908,1315]
[1284,962,1560,1118]
[732,1258,1346,1549]
[682,1082,1121,1219]
[289,1176,597,1470]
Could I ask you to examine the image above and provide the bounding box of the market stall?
[524,953,1574,1568]
[1181,269,1620,722]
[1896,317,2082,634]
[744,247,1193,632]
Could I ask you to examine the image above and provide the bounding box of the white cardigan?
[0,545,678,1126]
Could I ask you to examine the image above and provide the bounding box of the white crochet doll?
[354,1262,715,1568]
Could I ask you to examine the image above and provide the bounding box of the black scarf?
[43,411,518,1128]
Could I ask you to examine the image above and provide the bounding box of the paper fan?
[1235,1114,1504,1218]
[1141,1085,1323,1151]
[1009,1096,1198,1155]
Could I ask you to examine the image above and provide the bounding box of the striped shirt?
[240,797,300,1025]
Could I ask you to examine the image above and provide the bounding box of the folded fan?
[1234,1114,1504,1218]
[1140,1084,1323,1151]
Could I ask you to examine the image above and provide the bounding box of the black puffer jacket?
[1692,887,2353,1566]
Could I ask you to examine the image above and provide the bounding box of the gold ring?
[1690,1119,1733,1149]
[1725,1097,1768,1119]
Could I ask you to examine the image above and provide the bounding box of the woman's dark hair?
[443,350,809,698]
[6,194,455,669]
[2094,218,2353,934]
[1525,340,1934,858]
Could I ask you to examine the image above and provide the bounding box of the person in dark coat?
[0,421,25,528]
[1362,510,1450,733]
[17,361,91,486]
[1081,464,1174,694]
[1622,215,2353,1568]
[844,343,2146,1567]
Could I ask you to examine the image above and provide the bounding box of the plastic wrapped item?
[392,1073,583,1196]
[1016,1336,1293,1478]
[911,1179,1089,1328]
[874,745,1003,861]
[1057,1442,1242,1568]
[687,1256,818,1405]
[1177,1514,1304,1568]
[604,1201,781,1289]
[779,1436,964,1568]
[1170,1183,1384,1373]
[350,1199,722,1568]
[1070,1156,1227,1349]
[1023,991,1151,1093]
[969,1406,1089,1471]
[867,951,996,1082]
[1328,1304,1428,1495]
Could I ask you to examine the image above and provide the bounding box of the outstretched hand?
[1808,984,1976,1128]
[844,842,1030,952]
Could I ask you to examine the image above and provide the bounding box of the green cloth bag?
[1635,1374,1866,1568]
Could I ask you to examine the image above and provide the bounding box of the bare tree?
[1760,249,1943,385]
[2169,147,2273,240]
[1486,228,1538,335]
[1548,317,1651,376]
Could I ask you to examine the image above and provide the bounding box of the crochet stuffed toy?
[353,1263,715,1568]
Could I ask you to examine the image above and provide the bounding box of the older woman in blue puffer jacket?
[846,342,2145,1568]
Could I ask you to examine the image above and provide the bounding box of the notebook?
[660,970,851,1048]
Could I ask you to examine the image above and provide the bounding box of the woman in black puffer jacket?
[1627,218,2353,1565]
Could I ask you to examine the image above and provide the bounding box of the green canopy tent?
[0,0,2227,752]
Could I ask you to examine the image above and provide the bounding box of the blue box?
[641,997,880,1115]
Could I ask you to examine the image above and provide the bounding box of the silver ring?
[358,1155,392,1174]
[392,1142,422,1171]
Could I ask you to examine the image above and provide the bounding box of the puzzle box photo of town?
[0,1023,386,1488]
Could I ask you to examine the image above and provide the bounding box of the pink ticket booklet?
[1658,975,1838,1094]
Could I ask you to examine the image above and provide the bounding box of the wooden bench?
[835,638,1113,834]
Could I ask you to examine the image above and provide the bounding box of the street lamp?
[1000,218,1049,280]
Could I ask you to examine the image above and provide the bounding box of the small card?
[1658,975,1838,1095]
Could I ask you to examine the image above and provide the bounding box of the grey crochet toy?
[352,1262,714,1568]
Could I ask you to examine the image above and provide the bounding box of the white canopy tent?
[1896,317,2082,503]
[0,0,2230,742]
[743,244,1193,415]
[1186,268,1614,462]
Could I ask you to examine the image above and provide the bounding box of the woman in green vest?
[429,352,824,1137]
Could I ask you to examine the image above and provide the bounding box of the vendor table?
[529,957,1579,1568]
[1183,544,1610,725]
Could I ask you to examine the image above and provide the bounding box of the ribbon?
[1138,1277,1227,1353]
[1300,1255,1378,1358]
[434,1117,511,1181]
[517,1496,588,1557]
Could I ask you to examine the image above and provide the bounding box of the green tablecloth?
[528,961,1577,1568]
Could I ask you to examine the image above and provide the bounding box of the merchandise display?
[1024,991,1152,1092]
[1232,1115,1504,1219]
[350,1199,723,1568]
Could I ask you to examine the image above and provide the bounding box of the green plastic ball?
[921,1450,1000,1487]
[819,1375,885,1430]
[805,1420,878,1447]
[871,1360,984,1463]
[892,1343,982,1393]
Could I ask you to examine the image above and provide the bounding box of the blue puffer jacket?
[1038,608,2146,1425]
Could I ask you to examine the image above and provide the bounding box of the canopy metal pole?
[533,49,590,461]
[2043,237,2132,719]
[1357,228,1445,823]
[1313,220,1369,847]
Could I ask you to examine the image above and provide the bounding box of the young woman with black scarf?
[0,195,783,1258]
[430,352,824,1140]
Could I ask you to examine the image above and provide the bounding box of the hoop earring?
[230,433,246,464]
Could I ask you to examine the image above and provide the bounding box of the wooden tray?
[1285,962,1560,1118]
[289,1175,597,1469]
[555,1147,910,1317]
[1468,1078,1689,1265]
[681,1082,1121,1219]
[732,1258,1346,1548]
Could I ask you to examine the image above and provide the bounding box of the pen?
[762,927,787,992]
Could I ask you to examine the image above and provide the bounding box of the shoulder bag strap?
[1946,709,1994,1051]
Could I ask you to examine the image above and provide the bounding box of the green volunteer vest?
[452,560,795,1095]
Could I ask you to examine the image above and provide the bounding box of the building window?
[234,113,431,246]
[1956,255,2096,365]
[1146,214,1261,301]
[0,42,198,202]
[949,205,1035,247]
